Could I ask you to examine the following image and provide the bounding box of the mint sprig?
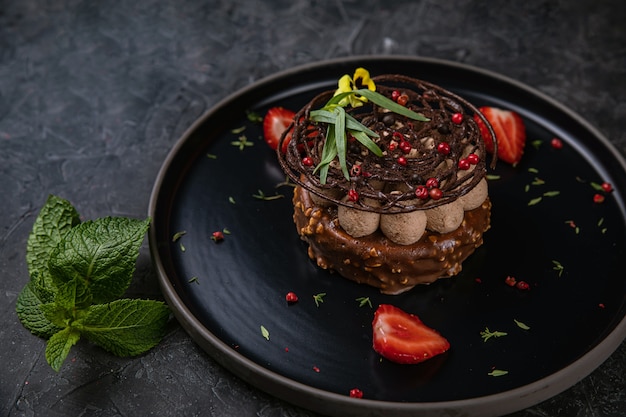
[16,195,169,371]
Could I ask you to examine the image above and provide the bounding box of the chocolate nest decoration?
[277,74,497,213]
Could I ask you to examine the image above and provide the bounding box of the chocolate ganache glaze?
[277,73,497,294]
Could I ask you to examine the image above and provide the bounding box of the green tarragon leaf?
[26,195,80,289]
[315,128,338,184]
[355,89,430,122]
[334,106,349,180]
[76,299,169,357]
[48,217,151,304]
[309,109,379,137]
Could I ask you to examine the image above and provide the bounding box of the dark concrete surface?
[1,1,625,416]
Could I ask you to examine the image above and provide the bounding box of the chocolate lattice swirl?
[277,74,497,213]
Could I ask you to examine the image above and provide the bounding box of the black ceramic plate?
[148,56,626,417]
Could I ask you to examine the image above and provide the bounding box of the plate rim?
[148,54,626,417]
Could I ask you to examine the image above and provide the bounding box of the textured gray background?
[1,1,625,416]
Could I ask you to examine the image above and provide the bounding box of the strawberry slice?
[474,106,526,165]
[263,107,295,153]
[372,304,450,364]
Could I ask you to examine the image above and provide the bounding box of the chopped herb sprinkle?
[313,293,326,307]
[253,189,284,201]
[260,325,270,340]
[231,135,254,150]
[514,319,530,330]
[480,327,508,342]
[356,297,372,308]
[246,110,263,123]
[488,369,509,377]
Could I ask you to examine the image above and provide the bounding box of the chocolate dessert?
[277,69,496,294]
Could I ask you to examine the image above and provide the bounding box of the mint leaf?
[39,278,93,328]
[17,195,168,372]
[76,299,169,356]
[26,195,80,289]
[39,302,71,329]
[16,277,63,338]
[53,276,93,312]
[48,217,150,304]
[46,327,81,372]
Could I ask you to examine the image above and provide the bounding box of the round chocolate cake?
[277,70,496,294]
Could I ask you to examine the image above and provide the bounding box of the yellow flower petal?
[337,74,354,93]
[332,68,376,107]
[353,67,376,91]
[348,94,364,107]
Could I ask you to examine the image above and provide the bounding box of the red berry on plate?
[415,185,429,199]
[474,106,526,165]
[349,388,363,398]
[397,93,409,106]
[458,158,470,170]
[263,107,296,153]
[504,276,517,286]
[437,142,451,155]
[429,187,443,200]
[601,182,613,193]
[211,231,224,242]
[348,189,359,202]
[467,153,480,165]
[285,292,298,303]
[593,193,605,204]
[451,112,463,124]
[551,137,563,149]
[516,281,530,290]
[372,304,450,364]
[425,177,439,189]
[400,141,412,154]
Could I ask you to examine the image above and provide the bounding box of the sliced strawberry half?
[474,106,526,165]
[263,107,295,153]
[372,304,450,364]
